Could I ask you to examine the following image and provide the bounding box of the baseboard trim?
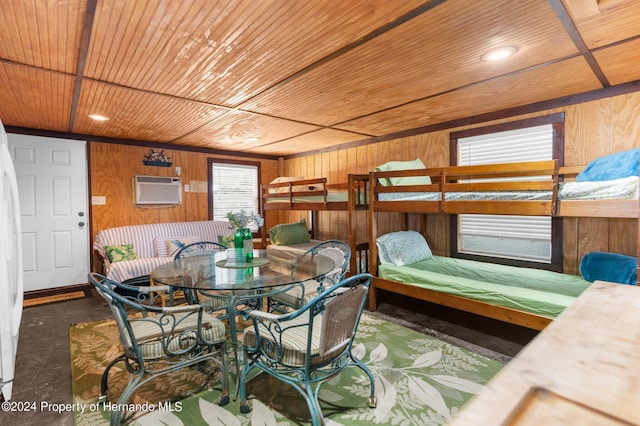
[24,283,92,307]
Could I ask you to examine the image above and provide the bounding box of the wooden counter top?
[449,280,640,426]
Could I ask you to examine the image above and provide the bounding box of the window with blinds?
[457,124,553,263]
[210,161,261,231]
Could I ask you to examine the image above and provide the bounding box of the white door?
[7,134,89,292]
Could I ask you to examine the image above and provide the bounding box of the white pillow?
[374,158,432,186]
[155,235,200,257]
[268,176,306,193]
[376,230,433,266]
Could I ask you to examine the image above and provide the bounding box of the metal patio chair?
[89,273,229,426]
[239,273,376,425]
[268,239,351,313]
[173,241,262,389]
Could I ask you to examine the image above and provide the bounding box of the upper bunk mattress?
[265,192,349,203]
[377,176,638,202]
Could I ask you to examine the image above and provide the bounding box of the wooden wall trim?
[450,112,565,140]
[5,126,280,161]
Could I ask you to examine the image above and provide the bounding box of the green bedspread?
[378,256,591,318]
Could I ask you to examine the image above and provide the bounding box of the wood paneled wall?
[89,142,280,257]
[282,91,640,275]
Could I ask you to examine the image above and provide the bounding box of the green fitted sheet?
[378,256,591,318]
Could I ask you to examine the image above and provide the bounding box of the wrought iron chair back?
[89,272,229,425]
[173,240,227,258]
[172,240,227,300]
[171,241,261,386]
[269,239,351,312]
[239,273,376,425]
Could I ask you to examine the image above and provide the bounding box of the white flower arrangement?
[226,210,264,230]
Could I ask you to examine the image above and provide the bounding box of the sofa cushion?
[106,257,174,283]
[266,239,322,257]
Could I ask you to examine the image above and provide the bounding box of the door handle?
[79,221,85,227]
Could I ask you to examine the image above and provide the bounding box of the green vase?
[233,228,244,250]
[242,228,254,262]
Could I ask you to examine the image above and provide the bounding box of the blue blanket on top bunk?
[579,251,638,285]
[577,148,640,182]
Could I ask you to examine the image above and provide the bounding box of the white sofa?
[93,220,233,283]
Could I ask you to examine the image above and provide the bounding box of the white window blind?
[458,125,553,165]
[211,162,260,231]
[457,124,553,263]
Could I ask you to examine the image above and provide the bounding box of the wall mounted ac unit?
[134,175,182,205]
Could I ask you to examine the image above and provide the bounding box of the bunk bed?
[367,152,639,330]
[261,174,370,274]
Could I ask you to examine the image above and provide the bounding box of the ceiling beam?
[547,0,610,87]
[68,0,98,132]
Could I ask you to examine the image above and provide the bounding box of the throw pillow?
[218,234,235,248]
[269,218,310,245]
[104,244,137,263]
[376,230,433,266]
[155,235,199,257]
[165,237,202,258]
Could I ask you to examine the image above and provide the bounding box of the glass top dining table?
[150,249,336,291]
[150,248,336,395]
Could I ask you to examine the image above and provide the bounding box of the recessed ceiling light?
[481,46,519,62]
[89,114,109,121]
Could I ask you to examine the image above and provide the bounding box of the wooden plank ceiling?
[0,0,639,158]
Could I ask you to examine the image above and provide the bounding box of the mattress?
[378,256,591,318]
[558,176,638,200]
[377,176,639,202]
[265,192,349,203]
[265,191,369,204]
[266,240,322,257]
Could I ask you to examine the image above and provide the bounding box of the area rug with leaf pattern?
[70,313,503,425]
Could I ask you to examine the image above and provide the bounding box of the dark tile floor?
[1,292,111,425]
[0,289,539,425]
